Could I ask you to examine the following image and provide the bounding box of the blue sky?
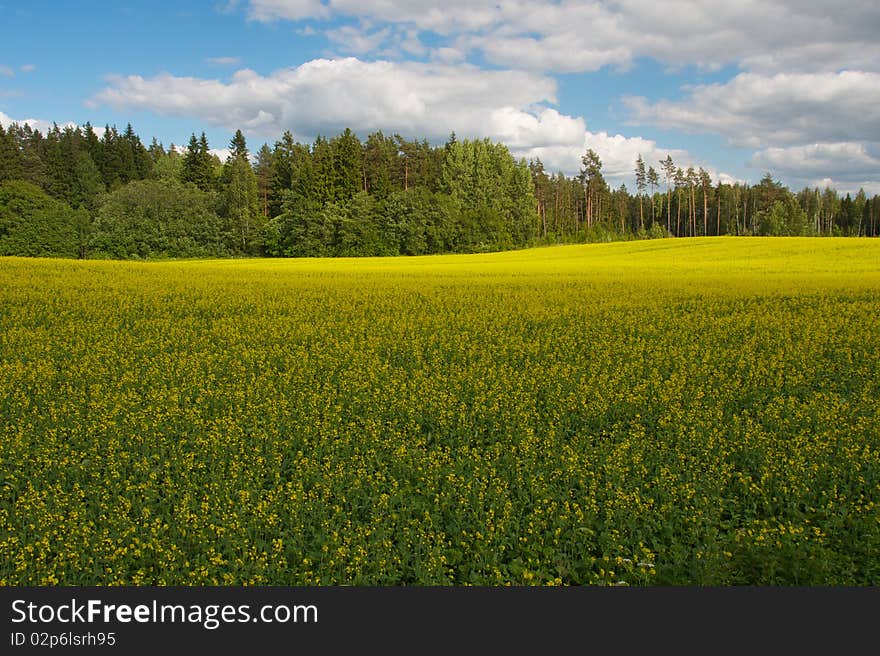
[1,1,878,193]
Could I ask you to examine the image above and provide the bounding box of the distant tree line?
[0,121,877,259]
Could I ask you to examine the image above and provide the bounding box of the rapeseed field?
[1,237,878,585]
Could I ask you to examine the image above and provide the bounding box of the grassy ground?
[1,237,879,584]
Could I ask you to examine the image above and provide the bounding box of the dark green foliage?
[757,196,812,236]
[181,133,215,191]
[229,129,249,161]
[363,131,397,200]
[0,124,23,183]
[152,145,184,182]
[0,180,83,258]
[89,179,227,259]
[335,191,388,256]
[0,119,875,260]
[222,153,262,255]
[6,124,47,188]
[330,128,364,201]
[264,196,334,257]
[255,143,273,218]
[383,188,451,254]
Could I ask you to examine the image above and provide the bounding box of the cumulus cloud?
[0,65,14,77]
[91,58,567,147]
[20,64,36,73]
[0,111,77,135]
[750,142,880,193]
[624,71,880,148]
[242,1,880,74]
[209,147,234,162]
[227,2,880,188]
[515,129,723,188]
[89,58,728,185]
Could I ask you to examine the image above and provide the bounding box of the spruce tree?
[255,143,273,218]
[182,133,214,191]
[221,130,261,253]
[230,129,249,161]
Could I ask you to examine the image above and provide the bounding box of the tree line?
[0,121,877,259]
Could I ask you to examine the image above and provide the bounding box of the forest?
[0,121,878,259]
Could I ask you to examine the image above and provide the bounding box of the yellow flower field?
[1,237,879,585]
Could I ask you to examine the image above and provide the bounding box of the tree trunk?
[676,190,682,236]
[639,194,644,231]
[585,185,590,230]
[540,200,547,238]
[703,187,708,236]
[554,186,559,237]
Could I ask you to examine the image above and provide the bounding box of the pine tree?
[661,155,675,233]
[647,165,659,228]
[699,168,712,236]
[579,149,602,228]
[685,167,697,236]
[674,167,686,236]
[635,154,646,231]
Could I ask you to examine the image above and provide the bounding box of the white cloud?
[209,147,233,162]
[0,65,14,77]
[250,0,499,34]
[91,58,565,148]
[89,58,730,185]
[624,71,880,148]
[430,46,464,64]
[400,30,426,57]
[515,128,725,189]
[247,0,327,21]
[0,110,76,135]
[242,1,880,74]
[750,142,880,194]
[20,64,36,73]
[227,2,880,188]
[326,25,391,55]
[207,56,241,65]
